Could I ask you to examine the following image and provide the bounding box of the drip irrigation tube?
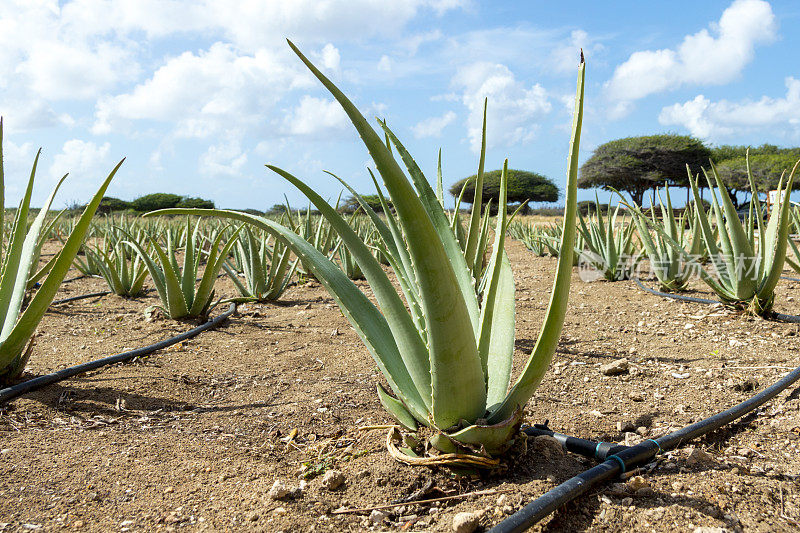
[0,302,236,404]
[492,362,800,532]
[49,291,111,306]
[782,275,800,283]
[633,278,800,323]
[523,424,628,461]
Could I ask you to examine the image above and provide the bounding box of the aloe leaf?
[376,383,418,431]
[0,159,123,367]
[464,100,488,273]
[488,54,584,424]
[477,161,512,378]
[286,39,486,427]
[146,207,430,424]
[147,237,189,318]
[757,163,796,300]
[379,121,480,332]
[0,172,67,342]
[268,165,433,409]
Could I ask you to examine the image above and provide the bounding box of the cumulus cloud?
[658,77,800,139]
[48,139,112,181]
[92,43,308,137]
[282,96,349,137]
[452,62,550,152]
[606,0,776,110]
[412,111,457,138]
[200,139,248,177]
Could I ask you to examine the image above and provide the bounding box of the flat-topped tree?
[579,134,710,206]
[450,169,557,214]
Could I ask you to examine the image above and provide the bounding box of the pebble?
[692,527,730,533]
[452,511,480,533]
[320,470,345,491]
[629,391,644,402]
[686,447,715,465]
[672,481,685,491]
[626,476,649,491]
[369,510,387,524]
[268,480,292,500]
[600,358,629,376]
[620,497,633,506]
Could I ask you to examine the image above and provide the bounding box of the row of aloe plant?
[145,41,586,462]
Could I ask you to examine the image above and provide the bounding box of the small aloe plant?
[125,218,242,319]
[0,118,122,383]
[626,186,702,292]
[221,226,297,303]
[94,237,149,297]
[578,197,639,280]
[147,42,584,462]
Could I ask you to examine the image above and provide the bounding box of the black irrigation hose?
[49,291,111,306]
[492,362,800,533]
[0,302,236,404]
[523,424,628,461]
[782,275,800,282]
[633,277,800,323]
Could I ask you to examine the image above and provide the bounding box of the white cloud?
[452,62,550,152]
[48,139,112,180]
[377,55,392,73]
[606,0,776,108]
[92,42,308,137]
[283,95,348,137]
[320,43,340,71]
[548,30,602,74]
[200,139,248,177]
[412,111,457,138]
[658,77,800,139]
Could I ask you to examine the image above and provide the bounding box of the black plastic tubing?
[634,278,800,323]
[492,340,800,532]
[0,303,236,404]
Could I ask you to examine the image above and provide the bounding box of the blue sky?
[1,0,799,209]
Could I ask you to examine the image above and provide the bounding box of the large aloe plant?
[146,43,585,460]
[0,118,122,382]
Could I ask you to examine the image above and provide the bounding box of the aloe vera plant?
[147,43,584,461]
[626,186,702,292]
[631,156,797,314]
[0,118,122,382]
[94,237,149,297]
[125,218,242,319]
[578,197,639,281]
[221,226,297,303]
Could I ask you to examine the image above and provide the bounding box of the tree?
[340,194,392,214]
[711,144,800,206]
[579,134,711,206]
[449,169,558,214]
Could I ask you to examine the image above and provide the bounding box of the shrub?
[131,193,182,212]
[177,197,215,209]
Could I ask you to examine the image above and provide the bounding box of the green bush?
[97,196,131,214]
[131,193,182,212]
[177,197,215,209]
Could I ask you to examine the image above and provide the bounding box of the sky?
[1,0,799,210]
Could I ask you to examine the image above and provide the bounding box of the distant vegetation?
[450,168,558,214]
[92,193,215,214]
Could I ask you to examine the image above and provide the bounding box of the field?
[1,234,799,532]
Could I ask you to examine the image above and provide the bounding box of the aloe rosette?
[146,43,585,461]
[0,118,122,382]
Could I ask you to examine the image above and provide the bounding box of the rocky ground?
[0,237,799,532]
